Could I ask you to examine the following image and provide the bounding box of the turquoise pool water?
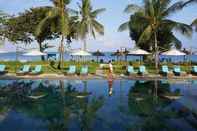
[0,79,197,131]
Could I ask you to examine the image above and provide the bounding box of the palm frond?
[171,34,182,49]
[67,8,78,16]
[77,21,88,39]
[0,10,9,24]
[191,18,197,31]
[160,0,171,7]
[92,8,106,17]
[137,25,153,44]
[148,1,155,17]
[182,0,197,7]
[35,8,59,36]
[162,19,193,37]
[118,22,129,32]
[35,17,49,36]
[91,28,96,39]
[173,22,193,37]
[124,4,143,14]
[92,20,104,35]
[162,1,184,17]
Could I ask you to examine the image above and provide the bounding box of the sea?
[0,52,196,63]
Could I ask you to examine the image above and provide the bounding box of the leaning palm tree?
[36,0,77,69]
[77,0,105,51]
[191,18,197,31]
[118,0,194,69]
[184,0,197,31]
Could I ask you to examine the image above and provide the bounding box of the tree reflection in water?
[0,80,104,131]
[1,80,197,130]
[108,79,113,96]
[127,80,183,130]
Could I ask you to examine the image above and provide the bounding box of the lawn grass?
[0,61,99,74]
[0,60,194,75]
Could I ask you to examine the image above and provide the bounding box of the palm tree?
[36,0,77,69]
[77,0,105,51]
[0,10,8,43]
[183,0,197,31]
[118,0,194,69]
[191,18,197,31]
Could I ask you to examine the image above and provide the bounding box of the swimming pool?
[0,79,197,131]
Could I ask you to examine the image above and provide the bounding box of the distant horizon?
[0,0,197,52]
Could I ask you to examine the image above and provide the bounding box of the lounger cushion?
[192,66,197,72]
[139,66,146,73]
[68,65,76,74]
[23,65,30,72]
[127,66,134,74]
[174,66,181,73]
[32,65,42,73]
[18,65,30,74]
[0,65,6,72]
[162,65,169,73]
[81,66,88,74]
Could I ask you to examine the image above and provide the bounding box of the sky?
[0,0,197,52]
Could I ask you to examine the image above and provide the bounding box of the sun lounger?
[173,66,181,76]
[191,66,197,75]
[138,65,147,75]
[0,65,6,74]
[80,66,88,75]
[17,65,30,75]
[29,65,42,75]
[67,65,76,75]
[161,65,169,76]
[127,65,136,75]
[173,66,186,76]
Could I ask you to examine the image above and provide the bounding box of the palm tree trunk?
[154,31,158,70]
[83,36,87,51]
[97,56,99,63]
[38,41,45,61]
[58,0,66,69]
[58,35,64,69]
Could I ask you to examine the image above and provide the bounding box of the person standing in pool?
[108,61,113,82]
[108,61,113,80]
[107,61,114,96]
[109,61,113,74]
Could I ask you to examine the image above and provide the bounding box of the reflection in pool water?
[0,79,197,131]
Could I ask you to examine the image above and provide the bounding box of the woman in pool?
[109,61,113,74]
[108,61,114,96]
[108,61,114,80]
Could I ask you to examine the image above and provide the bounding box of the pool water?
[0,79,197,131]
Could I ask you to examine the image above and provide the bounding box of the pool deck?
[0,73,197,80]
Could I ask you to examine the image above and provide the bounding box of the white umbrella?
[162,49,186,64]
[128,48,150,63]
[70,50,91,62]
[162,49,186,56]
[23,50,46,56]
[70,50,92,56]
[128,48,150,55]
